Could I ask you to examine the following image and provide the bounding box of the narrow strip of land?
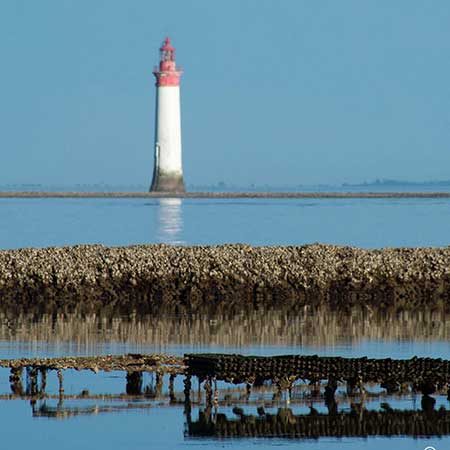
[0,191,449,199]
[0,243,448,313]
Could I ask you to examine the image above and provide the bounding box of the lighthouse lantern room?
[150,37,185,192]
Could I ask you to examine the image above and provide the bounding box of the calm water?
[0,197,449,248]
[0,196,449,449]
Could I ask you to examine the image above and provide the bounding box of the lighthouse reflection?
[156,198,184,244]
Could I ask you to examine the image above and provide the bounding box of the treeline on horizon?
[192,178,450,191]
[0,178,449,192]
[342,178,450,187]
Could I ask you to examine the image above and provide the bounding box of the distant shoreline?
[0,191,450,199]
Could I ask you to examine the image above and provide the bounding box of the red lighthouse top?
[153,37,182,87]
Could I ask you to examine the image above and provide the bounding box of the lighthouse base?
[150,172,185,193]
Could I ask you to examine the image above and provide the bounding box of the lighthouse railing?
[153,66,183,73]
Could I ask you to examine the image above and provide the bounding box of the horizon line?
[0,191,449,199]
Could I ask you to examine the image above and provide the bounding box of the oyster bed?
[0,243,448,313]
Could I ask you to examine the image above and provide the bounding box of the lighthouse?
[150,37,185,192]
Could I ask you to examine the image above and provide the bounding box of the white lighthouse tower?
[150,37,185,192]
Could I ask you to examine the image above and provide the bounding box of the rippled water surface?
[0,196,449,449]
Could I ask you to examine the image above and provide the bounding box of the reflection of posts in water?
[126,371,143,395]
[325,378,338,414]
[184,375,192,418]
[204,376,212,407]
[157,198,183,244]
[9,368,23,395]
[213,377,219,407]
[169,374,176,402]
[143,372,163,398]
[245,383,251,401]
[324,378,337,402]
[57,370,64,396]
[421,394,436,413]
[15,366,46,397]
[40,368,47,394]
[57,396,64,413]
[155,372,163,397]
[186,404,450,438]
[26,367,39,395]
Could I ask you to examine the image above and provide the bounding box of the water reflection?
[1,308,449,348]
[157,198,184,244]
[4,383,450,439]
[2,360,450,440]
[187,403,450,438]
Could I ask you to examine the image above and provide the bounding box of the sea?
[0,184,449,449]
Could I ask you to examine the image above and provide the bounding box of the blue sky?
[0,1,449,187]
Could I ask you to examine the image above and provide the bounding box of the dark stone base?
[150,172,185,193]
